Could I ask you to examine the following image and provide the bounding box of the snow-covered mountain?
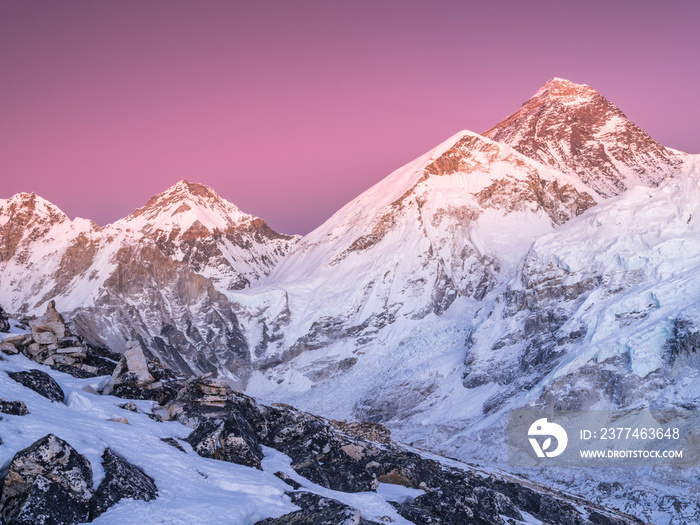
[0,181,298,379]
[241,130,598,372]
[1,78,698,523]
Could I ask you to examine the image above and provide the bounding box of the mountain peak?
[1,192,69,225]
[123,180,250,232]
[533,77,598,104]
[168,179,218,199]
[483,79,688,197]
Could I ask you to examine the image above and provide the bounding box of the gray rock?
[0,305,10,332]
[90,448,157,519]
[7,369,65,402]
[33,331,57,345]
[124,340,154,385]
[0,341,19,355]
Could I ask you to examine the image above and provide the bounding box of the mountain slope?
[385,153,700,524]
[483,78,689,197]
[237,129,605,423]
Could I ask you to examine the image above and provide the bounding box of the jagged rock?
[0,399,29,416]
[51,353,77,366]
[110,381,179,405]
[166,400,232,428]
[80,343,120,376]
[33,331,57,345]
[102,346,179,404]
[185,412,264,469]
[254,492,371,525]
[237,398,380,492]
[26,343,42,357]
[102,356,126,395]
[0,305,10,332]
[0,434,93,525]
[90,448,157,519]
[124,340,154,385]
[7,369,65,402]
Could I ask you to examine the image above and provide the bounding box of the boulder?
[102,356,126,395]
[26,343,42,357]
[186,412,264,469]
[0,434,93,525]
[90,448,157,519]
[7,370,65,402]
[28,301,65,341]
[0,399,29,416]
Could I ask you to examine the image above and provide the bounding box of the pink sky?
[2,1,699,234]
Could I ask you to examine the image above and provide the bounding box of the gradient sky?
[2,1,699,234]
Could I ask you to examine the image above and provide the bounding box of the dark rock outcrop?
[0,434,93,525]
[185,412,263,469]
[254,492,372,525]
[90,448,158,519]
[99,353,643,524]
[7,369,65,403]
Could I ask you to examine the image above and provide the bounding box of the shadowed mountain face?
[484,77,688,197]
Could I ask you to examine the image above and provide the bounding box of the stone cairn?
[0,301,98,375]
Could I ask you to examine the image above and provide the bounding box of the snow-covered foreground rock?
[0,328,643,524]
